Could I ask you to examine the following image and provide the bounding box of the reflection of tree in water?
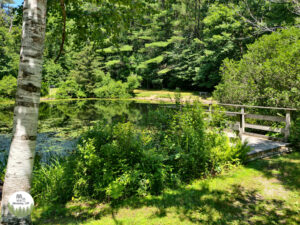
[37,100,143,137]
[0,100,164,164]
[93,101,142,124]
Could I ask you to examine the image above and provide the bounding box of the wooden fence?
[207,103,298,141]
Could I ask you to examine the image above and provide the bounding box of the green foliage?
[43,60,65,85]
[208,105,228,129]
[0,75,17,98]
[138,55,164,69]
[194,3,251,89]
[56,79,84,99]
[161,104,206,181]
[145,41,170,48]
[126,74,142,94]
[0,13,20,81]
[105,59,121,67]
[157,68,171,75]
[55,46,141,99]
[93,79,129,99]
[31,160,74,205]
[30,104,249,205]
[41,82,49,97]
[73,122,167,200]
[290,116,300,148]
[102,45,133,54]
[214,27,300,108]
[1,0,300,95]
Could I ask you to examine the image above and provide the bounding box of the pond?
[0,100,166,164]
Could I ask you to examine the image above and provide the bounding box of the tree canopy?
[214,27,300,108]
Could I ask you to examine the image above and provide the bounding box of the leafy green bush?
[162,104,206,181]
[43,60,66,85]
[126,74,142,94]
[31,160,74,205]
[40,82,49,97]
[290,116,300,148]
[162,103,248,181]
[72,122,167,200]
[56,71,141,99]
[0,75,17,98]
[214,27,300,108]
[94,80,129,99]
[56,79,85,99]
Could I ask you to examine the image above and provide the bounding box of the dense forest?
[0,0,299,106]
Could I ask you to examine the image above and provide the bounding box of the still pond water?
[0,100,166,163]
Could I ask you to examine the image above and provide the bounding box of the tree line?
[1,0,299,98]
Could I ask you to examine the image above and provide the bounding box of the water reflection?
[0,100,162,163]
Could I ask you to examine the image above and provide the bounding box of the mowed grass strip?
[133,89,200,98]
[33,152,300,225]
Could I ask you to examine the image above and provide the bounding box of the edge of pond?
[1,97,180,106]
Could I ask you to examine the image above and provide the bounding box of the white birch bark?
[1,0,47,224]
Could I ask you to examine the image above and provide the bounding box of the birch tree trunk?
[1,0,47,224]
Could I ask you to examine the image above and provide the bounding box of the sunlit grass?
[49,88,58,97]
[39,89,214,104]
[33,152,300,225]
[134,89,199,98]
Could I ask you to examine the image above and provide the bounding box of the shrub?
[214,27,300,108]
[126,74,142,94]
[290,116,300,148]
[31,159,75,205]
[162,103,206,181]
[72,122,167,201]
[40,82,49,97]
[56,79,85,99]
[0,75,17,98]
[43,60,65,85]
[161,103,247,180]
[94,80,129,99]
[57,71,139,99]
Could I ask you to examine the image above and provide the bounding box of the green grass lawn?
[45,89,200,99]
[133,89,200,99]
[40,89,213,104]
[33,152,300,225]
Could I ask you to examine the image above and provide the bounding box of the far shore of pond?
[1,89,215,105]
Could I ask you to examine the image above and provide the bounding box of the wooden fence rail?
[207,103,297,141]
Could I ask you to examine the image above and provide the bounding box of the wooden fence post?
[285,110,291,141]
[240,107,245,134]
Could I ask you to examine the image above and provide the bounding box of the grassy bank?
[32,152,300,225]
[1,89,211,104]
[134,89,198,98]
[40,89,211,103]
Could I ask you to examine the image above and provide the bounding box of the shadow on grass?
[34,184,299,225]
[33,153,300,224]
[120,184,298,224]
[246,152,300,191]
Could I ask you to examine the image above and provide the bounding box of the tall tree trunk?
[1,0,47,224]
